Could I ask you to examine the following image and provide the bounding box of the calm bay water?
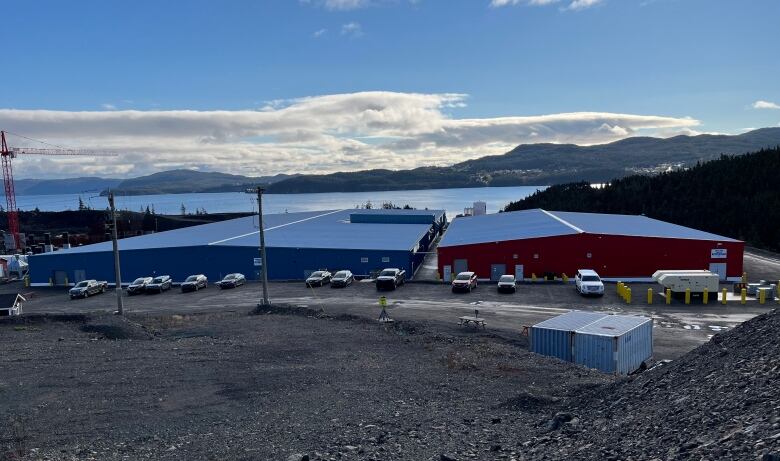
[11,186,545,220]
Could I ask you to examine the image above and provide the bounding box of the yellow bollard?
[741,288,747,305]
[703,288,709,305]
[531,273,537,283]
[742,272,747,284]
[647,288,653,304]
[562,273,568,283]
[759,289,766,305]
[626,287,632,304]
[666,288,672,305]
[24,276,30,287]
[722,288,728,305]
[685,288,691,305]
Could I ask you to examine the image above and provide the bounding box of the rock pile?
[527,308,780,460]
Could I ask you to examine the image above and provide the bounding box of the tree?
[180,203,186,215]
[78,196,89,211]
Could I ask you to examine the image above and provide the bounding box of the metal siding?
[573,316,653,375]
[533,311,607,331]
[438,233,745,279]
[530,327,574,362]
[573,333,616,374]
[439,209,578,247]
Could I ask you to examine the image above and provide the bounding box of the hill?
[504,147,780,251]
[104,169,295,196]
[13,177,122,195]
[266,127,780,193]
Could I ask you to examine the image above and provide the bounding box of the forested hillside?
[505,147,780,251]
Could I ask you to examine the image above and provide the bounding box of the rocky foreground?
[0,306,777,460]
[527,308,780,460]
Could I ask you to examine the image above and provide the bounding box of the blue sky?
[1,0,779,178]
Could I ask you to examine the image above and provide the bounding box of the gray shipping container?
[530,311,653,375]
[530,311,610,363]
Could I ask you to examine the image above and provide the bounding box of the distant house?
[0,293,25,317]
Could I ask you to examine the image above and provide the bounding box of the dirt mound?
[528,308,780,460]
[79,315,154,340]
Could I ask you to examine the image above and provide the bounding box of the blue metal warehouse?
[29,208,446,286]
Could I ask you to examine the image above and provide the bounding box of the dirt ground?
[1,308,611,461]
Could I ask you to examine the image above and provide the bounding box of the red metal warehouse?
[437,209,743,282]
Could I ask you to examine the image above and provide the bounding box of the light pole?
[257,187,270,306]
[107,191,124,315]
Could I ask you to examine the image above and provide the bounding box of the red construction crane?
[0,130,117,250]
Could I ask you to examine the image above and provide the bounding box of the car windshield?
[582,275,601,282]
[499,275,514,282]
[310,272,324,277]
[455,273,472,280]
[152,277,165,283]
[225,274,236,280]
[75,281,89,288]
[132,278,146,285]
[380,270,396,277]
[185,276,198,282]
[334,271,349,278]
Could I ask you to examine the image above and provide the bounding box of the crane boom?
[0,130,118,251]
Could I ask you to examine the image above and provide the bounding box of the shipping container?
[530,311,608,362]
[573,315,654,375]
[530,311,653,375]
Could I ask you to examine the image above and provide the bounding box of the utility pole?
[107,191,124,315]
[257,186,270,306]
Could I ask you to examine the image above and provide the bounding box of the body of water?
[10,186,545,220]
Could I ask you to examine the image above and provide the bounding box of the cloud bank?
[752,100,780,110]
[0,91,699,179]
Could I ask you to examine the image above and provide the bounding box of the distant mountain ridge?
[264,127,780,193]
[10,127,780,196]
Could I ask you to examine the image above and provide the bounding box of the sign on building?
[711,248,727,259]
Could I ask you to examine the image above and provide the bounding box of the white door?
[514,264,524,281]
[709,263,727,281]
[443,265,452,282]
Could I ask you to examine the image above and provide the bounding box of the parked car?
[181,274,208,292]
[376,268,406,291]
[497,274,517,293]
[575,269,605,296]
[126,277,153,296]
[69,280,107,299]
[146,275,172,293]
[216,273,246,289]
[330,270,354,288]
[452,271,478,293]
[306,270,332,287]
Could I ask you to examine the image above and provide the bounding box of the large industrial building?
[29,208,446,286]
[437,209,743,282]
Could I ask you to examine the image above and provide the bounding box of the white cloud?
[313,28,328,38]
[563,0,602,10]
[340,22,363,37]
[101,103,117,111]
[752,100,780,110]
[491,0,602,10]
[0,91,699,179]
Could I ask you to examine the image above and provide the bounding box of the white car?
[497,274,516,293]
[451,271,478,293]
[575,269,605,297]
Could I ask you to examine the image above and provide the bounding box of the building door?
[54,270,67,286]
[442,265,452,282]
[74,270,86,283]
[453,259,468,274]
[515,264,524,281]
[490,264,506,281]
[709,263,727,281]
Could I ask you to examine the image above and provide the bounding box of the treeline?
[504,147,780,252]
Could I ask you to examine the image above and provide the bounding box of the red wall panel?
[437,234,743,280]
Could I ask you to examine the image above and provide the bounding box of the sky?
[1,0,779,179]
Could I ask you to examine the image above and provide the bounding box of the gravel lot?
[1,308,612,460]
